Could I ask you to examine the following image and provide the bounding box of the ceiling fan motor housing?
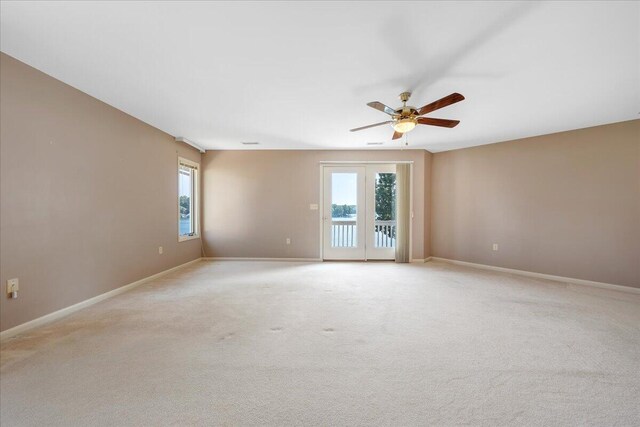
[396,92,418,118]
[396,106,418,117]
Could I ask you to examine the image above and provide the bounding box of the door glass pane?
[331,173,357,247]
[374,173,396,248]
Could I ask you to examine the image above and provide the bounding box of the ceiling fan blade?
[350,121,393,132]
[417,93,465,116]
[417,117,461,128]
[367,101,398,116]
[392,131,403,140]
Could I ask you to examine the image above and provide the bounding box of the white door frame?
[322,165,367,260]
[319,161,413,261]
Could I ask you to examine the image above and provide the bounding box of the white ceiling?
[1,1,638,152]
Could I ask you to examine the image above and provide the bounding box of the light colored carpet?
[1,260,639,426]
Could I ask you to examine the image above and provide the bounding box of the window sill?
[178,234,200,242]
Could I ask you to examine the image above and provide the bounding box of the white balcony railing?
[331,219,396,248]
[374,220,396,248]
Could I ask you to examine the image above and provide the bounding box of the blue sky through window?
[332,173,357,205]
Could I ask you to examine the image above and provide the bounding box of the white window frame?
[178,157,200,242]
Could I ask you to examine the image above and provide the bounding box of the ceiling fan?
[350,91,465,140]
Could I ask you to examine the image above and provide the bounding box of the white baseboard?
[202,257,322,262]
[411,257,433,263]
[207,257,429,263]
[209,257,429,263]
[430,257,640,295]
[0,258,203,342]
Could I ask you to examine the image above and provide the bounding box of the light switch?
[309,204,319,210]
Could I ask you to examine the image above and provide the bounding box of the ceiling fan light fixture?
[393,118,416,133]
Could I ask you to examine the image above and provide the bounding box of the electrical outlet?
[286,238,291,245]
[7,278,19,298]
[158,246,163,254]
[492,243,499,251]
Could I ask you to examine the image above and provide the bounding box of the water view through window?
[330,172,397,248]
[331,173,357,247]
[179,164,195,236]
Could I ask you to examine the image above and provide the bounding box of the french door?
[322,164,397,260]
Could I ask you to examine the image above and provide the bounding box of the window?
[178,157,199,242]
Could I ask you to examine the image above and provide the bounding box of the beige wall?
[431,120,640,288]
[0,53,202,331]
[201,150,428,260]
